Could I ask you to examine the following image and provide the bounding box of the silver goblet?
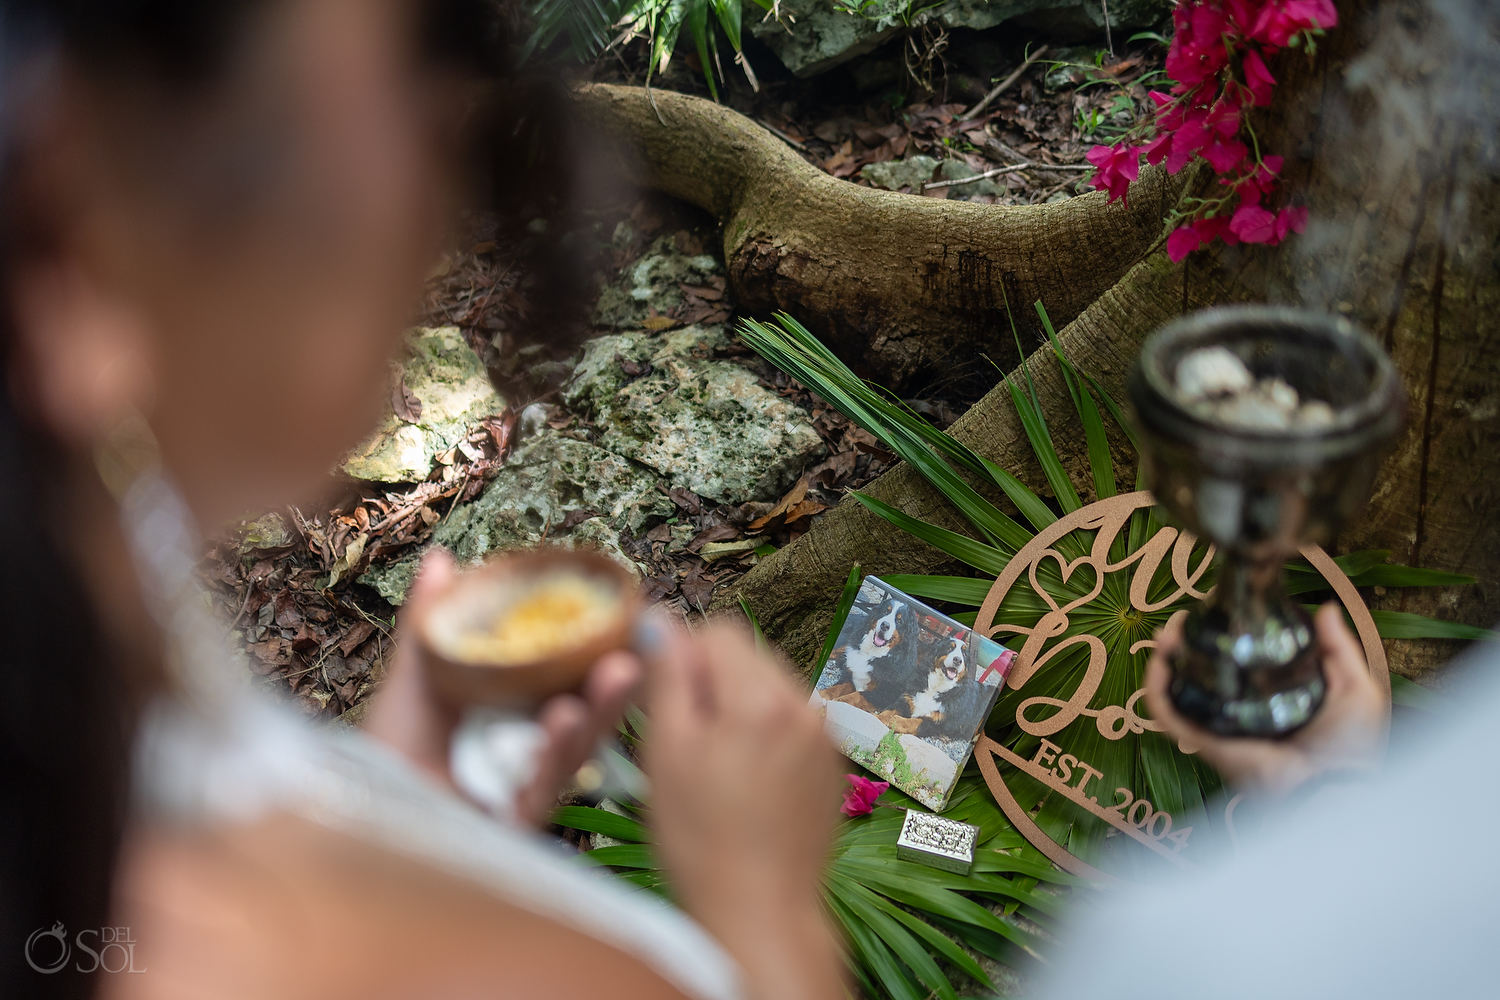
[1128,306,1406,737]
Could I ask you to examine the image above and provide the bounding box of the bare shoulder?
[103,811,693,1000]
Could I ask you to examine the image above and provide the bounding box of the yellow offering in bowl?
[417,548,640,707]
[450,574,622,665]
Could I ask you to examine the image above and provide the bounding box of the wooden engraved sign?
[971,492,1388,882]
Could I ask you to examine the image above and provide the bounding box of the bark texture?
[573,83,1185,389]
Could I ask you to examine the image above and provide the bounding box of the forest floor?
[201,28,1167,720]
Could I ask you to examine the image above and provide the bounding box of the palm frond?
[523,0,623,62]
[743,304,1492,881]
[527,0,772,97]
[552,773,1069,999]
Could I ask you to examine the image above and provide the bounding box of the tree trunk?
[573,83,1186,388]
[583,0,1500,683]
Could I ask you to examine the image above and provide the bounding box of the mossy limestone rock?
[565,325,824,503]
[358,431,667,604]
[342,327,504,484]
[236,512,293,554]
[860,155,942,192]
[592,235,722,330]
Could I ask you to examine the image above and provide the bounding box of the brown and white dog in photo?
[879,634,974,737]
[816,597,917,713]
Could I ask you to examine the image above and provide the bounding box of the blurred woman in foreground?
[0,2,843,997]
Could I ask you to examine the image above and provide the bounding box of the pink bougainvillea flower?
[1206,96,1243,137]
[1167,4,1231,86]
[1242,48,1277,106]
[841,774,890,817]
[1142,131,1172,166]
[1231,154,1284,203]
[1257,154,1285,179]
[1223,0,1256,31]
[1114,0,1324,258]
[1274,204,1309,240]
[1252,0,1338,48]
[1167,42,1226,89]
[1166,113,1211,173]
[1200,214,1240,246]
[1202,136,1250,172]
[1086,142,1141,203]
[1149,90,1186,132]
[1167,223,1205,262]
[1229,203,1279,243]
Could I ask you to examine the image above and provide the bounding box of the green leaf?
[552,805,649,843]
[978,456,1060,534]
[1370,610,1498,641]
[739,316,1034,551]
[829,880,959,1000]
[1390,673,1447,711]
[814,563,863,681]
[879,574,995,606]
[712,0,742,51]
[737,593,768,651]
[998,300,1080,513]
[648,0,688,76]
[831,857,1046,957]
[684,0,719,100]
[584,843,658,869]
[862,888,995,990]
[1333,549,1397,578]
[1037,300,1116,501]
[1287,551,1475,595]
[828,895,926,1000]
[1351,565,1476,588]
[1002,369,1082,514]
[850,492,1011,577]
[523,0,621,62]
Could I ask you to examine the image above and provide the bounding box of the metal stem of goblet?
[1129,306,1406,739]
[1170,557,1325,736]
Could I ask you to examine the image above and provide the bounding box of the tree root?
[573,83,1186,389]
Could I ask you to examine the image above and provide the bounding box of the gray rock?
[567,517,646,577]
[755,0,1171,77]
[358,431,669,604]
[863,156,1007,197]
[860,155,942,191]
[565,325,825,504]
[592,236,723,330]
[752,8,902,78]
[236,512,293,554]
[342,327,505,484]
[359,551,424,605]
[935,158,1007,197]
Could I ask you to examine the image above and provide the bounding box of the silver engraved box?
[896,810,979,874]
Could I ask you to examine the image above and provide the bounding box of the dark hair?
[0,2,553,996]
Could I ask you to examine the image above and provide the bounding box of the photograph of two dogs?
[814,581,1003,745]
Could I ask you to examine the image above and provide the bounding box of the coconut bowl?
[415,547,641,709]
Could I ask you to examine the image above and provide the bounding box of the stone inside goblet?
[1173,345,1336,432]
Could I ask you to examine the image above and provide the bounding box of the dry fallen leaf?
[338,620,378,657]
[391,376,423,424]
[749,475,810,531]
[700,538,762,563]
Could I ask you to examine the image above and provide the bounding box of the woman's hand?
[362,548,642,826]
[1143,603,1388,796]
[642,620,845,1000]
